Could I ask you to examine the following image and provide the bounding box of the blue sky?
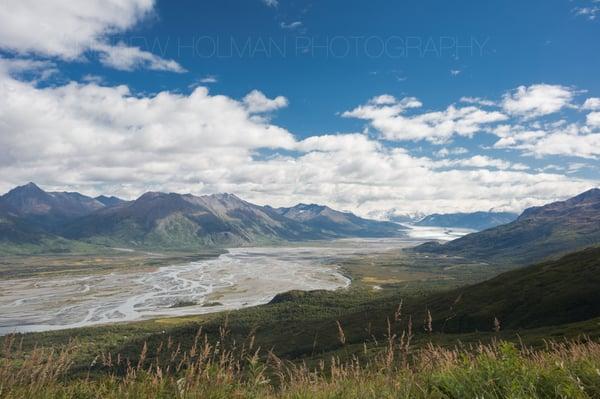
[0,0,599,216]
[67,0,600,135]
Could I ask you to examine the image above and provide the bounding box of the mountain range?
[414,211,518,231]
[415,188,600,265]
[0,183,404,253]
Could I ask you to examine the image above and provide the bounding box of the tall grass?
[2,321,600,398]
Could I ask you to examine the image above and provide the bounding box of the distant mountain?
[366,209,425,224]
[95,195,127,207]
[273,203,405,238]
[0,182,104,229]
[415,211,518,231]
[415,188,600,265]
[60,193,404,249]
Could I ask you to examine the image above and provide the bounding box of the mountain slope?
[0,183,405,252]
[0,203,45,244]
[0,202,100,255]
[95,195,127,207]
[274,203,404,238]
[0,182,104,229]
[421,247,600,332]
[415,211,518,231]
[63,193,402,249]
[414,188,600,264]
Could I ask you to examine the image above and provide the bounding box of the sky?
[0,0,599,218]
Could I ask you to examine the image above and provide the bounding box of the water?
[401,224,476,240]
[0,229,467,335]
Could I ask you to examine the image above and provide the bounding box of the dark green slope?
[421,247,600,332]
[246,246,600,353]
[252,247,600,353]
[415,188,600,265]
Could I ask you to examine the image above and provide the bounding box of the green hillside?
[422,246,600,332]
[415,188,600,265]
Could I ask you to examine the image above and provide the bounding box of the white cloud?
[296,133,380,153]
[493,123,600,159]
[92,42,185,72]
[0,0,184,72]
[567,163,589,173]
[280,21,303,30]
[343,96,507,143]
[199,75,218,84]
[450,69,461,76]
[460,97,496,107]
[583,98,600,110]
[586,112,600,128]
[243,90,288,113]
[0,57,58,82]
[501,84,574,118]
[434,147,468,158]
[81,74,104,84]
[433,155,529,171]
[262,0,278,7]
[0,67,296,190]
[492,124,547,150]
[573,6,600,20]
[0,68,596,216]
[531,132,600,159]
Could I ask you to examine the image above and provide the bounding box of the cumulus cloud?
[433,155,529,171]
[460,97,496,107]
[434,147,469,158]
[573,5,600,20]
[280,21,303,30]
[0,68,597,215]
[583,98,600,110]
[0,57,58,82]
[93,42,185,72]
[0,0,184,72]
[493,123,600,159]
[343,95,506,143]
[0,66,295,189]
[243,90,289,113]
[586,112,600,128]
[199,75,218,84]
[501,84,575,118]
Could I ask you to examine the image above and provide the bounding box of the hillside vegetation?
[416,188,600,265]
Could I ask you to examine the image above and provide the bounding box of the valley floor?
[0,233,491,335]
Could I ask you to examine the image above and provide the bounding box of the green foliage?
[0,237,101,256]
[421,247,600,332]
